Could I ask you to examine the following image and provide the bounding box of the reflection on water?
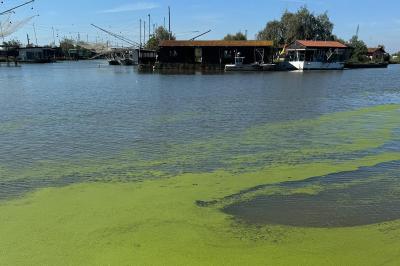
[224,161,400,227]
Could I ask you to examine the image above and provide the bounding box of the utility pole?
[148,14,151,39]
[33,23,38,46]
[52,27,56,46]
[144,21,146,44]
[139,19,142,47]
[168,6,171,40]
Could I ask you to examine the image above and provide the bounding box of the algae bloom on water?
[1,61,400,265]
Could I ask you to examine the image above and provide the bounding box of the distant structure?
[155,40,274,71]
[366,47,389,62]
[18,47,56,63]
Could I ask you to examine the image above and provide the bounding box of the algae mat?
[1,104,400,265]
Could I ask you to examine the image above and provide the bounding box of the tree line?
[223,7,396,63]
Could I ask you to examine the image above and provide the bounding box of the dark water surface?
[1,61,400,226]
[224,161,400,227]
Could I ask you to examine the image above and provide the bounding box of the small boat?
[118,52,137,66]
[225,56,262,71]
[106,55,121,65]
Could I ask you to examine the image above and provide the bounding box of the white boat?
[288,61,344,70]
[225,56,262,71]
[285,40,349,71]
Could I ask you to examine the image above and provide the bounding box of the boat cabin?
[285,40,349,70]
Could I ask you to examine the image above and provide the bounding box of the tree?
[2,39,22,48]
[257,7,334,46]
[255,20,283,45]
[223,32,247,41]
[145,26,175,50]
[59,38,75,54]
[347,36,368,63]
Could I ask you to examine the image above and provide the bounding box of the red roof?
[296,40,347,48]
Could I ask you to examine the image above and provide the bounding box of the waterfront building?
[367,47,389,62]
[155,40,274,70]
[285,40,349,70]
[18,47,56,63]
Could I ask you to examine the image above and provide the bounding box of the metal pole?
[140,19,142,47]
[148,14,151,39]
[33,23,38,46]
[144,21,146,44]
[52,27,56,46]
[168,6,171,40]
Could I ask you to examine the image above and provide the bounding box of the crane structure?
[0,0,35,16]
[91,24,140,48]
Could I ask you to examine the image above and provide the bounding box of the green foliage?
[347,36,368,63]
[257,7,334,45]
[59,38,75,54]
[223,32,247,41]
[2,39,22,48]
[391,52,400,63]
[145,26,175,50]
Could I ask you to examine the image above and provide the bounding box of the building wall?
[158,46,273,65]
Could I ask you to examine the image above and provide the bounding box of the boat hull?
[289,61,344,70]
[225,64,263,71]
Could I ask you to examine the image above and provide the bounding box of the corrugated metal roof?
[159,40,274,47]
[296,40,347,48]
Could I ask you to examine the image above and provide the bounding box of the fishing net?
[0,14,35,39]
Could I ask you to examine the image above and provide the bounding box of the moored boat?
[285,40,349,70]
[225,56,262,71]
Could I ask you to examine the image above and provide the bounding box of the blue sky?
[1,0,400,52]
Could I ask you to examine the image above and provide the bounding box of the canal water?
[1,61,400,264]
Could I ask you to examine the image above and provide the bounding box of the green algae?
[1,104,400,265]
[1,161,400,265]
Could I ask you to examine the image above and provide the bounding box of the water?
[224,161,400,227]
[1,61,400,223]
